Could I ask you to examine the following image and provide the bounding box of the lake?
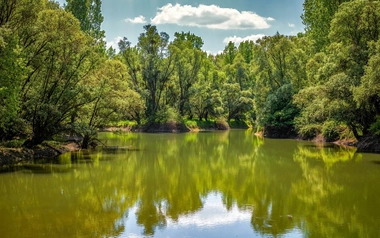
[1,130,380,237]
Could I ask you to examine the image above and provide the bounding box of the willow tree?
[21,9,99,147]
[0,0,54,139]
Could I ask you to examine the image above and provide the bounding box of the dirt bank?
[0,142,79,167]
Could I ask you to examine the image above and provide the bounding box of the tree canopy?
[1,0,380,149]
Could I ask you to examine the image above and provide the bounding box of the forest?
[0,0,380,151]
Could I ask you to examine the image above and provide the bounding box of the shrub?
[322,121,340,142]
[155,106,182,124]
[298,124,322,140]
[370,117,380,136]
[215,118,230,130]
[1,139,24,148]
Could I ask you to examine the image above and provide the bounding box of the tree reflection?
[1,132,380,237]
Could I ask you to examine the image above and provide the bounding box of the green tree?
[238,40,255,64]
[119,25,175,119]
[354,39,380,136]
[253,33,303,134]
[21,9,100,146]
[0,27,26,139]
[170,32,204,116]
[223,41,237,65]
[75,59,129,148]
[295,1,380,140]
[222,83,253,121]
[301,0,351,52]
[65,0,105,41]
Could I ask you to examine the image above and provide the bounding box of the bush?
[370,117,380,136]
[215,118,230,130]
[1,139,24,148]
[155,106,182,124]
[185,119,217,130]
[322,121,340,142]
[229,119,250,129]
[185,120,198,129]
[297,124,322,140]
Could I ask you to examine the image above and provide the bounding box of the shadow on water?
[22,164,73,174]
[301,143,343,149]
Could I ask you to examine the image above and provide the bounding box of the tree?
[173,31,204,50]
[21,9,100,147]
[65,0,105,41]
[222,83,253,121]
[223,41,237,65]
[354,39,380,136]
[295,1,380,140]
[253,33,303,133]
[119,25,175,119]
[238,40,255,64]
[0,0,17,27]
[75,59,130,148]
[0,27,25,139]
[170,32,204,116]
[301,0,351,52]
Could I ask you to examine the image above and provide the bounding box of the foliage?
[119,25,175,119]
[0,139,25,148]
[302,0,350,52]
[185,119,215,130]
[154,106,182,124]
[0,27,25,138]
[322,121,340,142]
[261,84,299,128]
[170,32,204,116]
[370,117,380,136]
[64,0,105,41]
[2,0,380,146]
[20,9,100,147]
[295,1,380,141]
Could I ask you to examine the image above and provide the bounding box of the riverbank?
[0,142,79,168]
[1,122,379,168]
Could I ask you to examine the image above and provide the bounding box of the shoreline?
[1,127,379,169]
[0,142,80,168]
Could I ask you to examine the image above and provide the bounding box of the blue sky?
[56,0,305,54]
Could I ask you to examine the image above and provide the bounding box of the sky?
[56,0,305,54]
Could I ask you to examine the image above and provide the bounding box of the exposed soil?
[0,142,79,167]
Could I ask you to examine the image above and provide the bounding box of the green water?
[1,130,380,238]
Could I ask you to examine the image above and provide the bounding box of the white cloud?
[125,15,147,24]
[223,34,266,44]
[288,23,295,28]
[106,36,123,51]
[151,3,273,30]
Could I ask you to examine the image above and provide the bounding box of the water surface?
[1,130,380,237]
